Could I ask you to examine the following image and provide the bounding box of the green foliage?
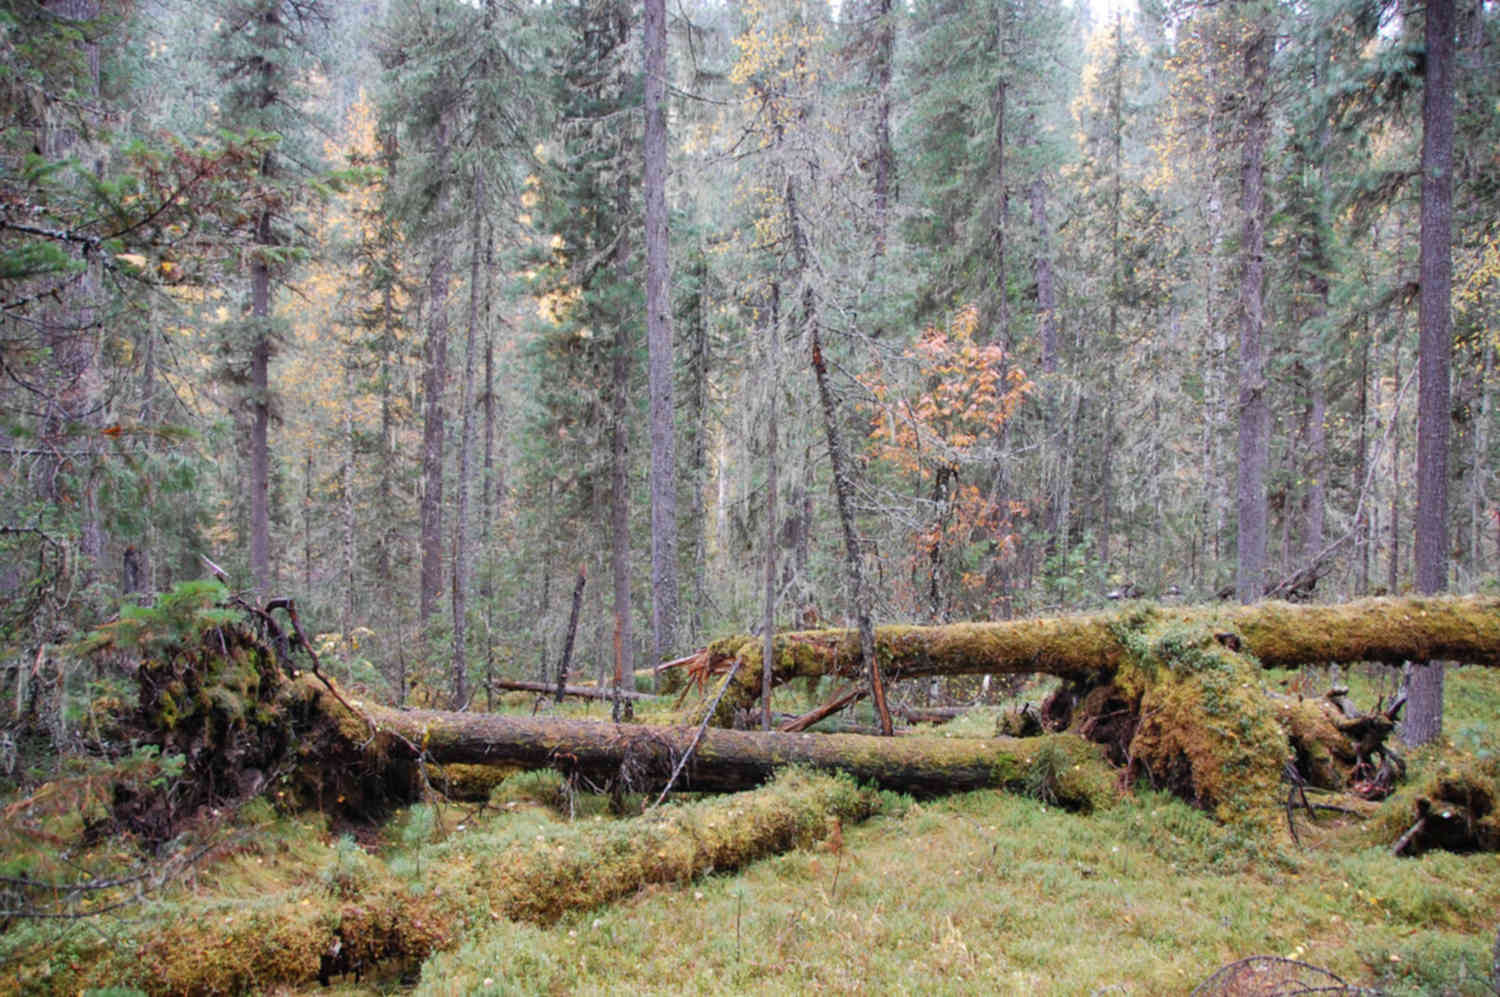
[78,580,235,659]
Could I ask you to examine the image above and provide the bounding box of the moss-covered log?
[321,682,1116,805]
[21,771,882,997]
[673,596,1500,724]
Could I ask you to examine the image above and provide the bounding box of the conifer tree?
[213,0,330,596]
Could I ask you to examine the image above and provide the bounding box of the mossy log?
[673,595,1500,724]
[319,682,1116,805]
[29,772,881,997]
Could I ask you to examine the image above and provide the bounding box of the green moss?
[1109,612,1289,832]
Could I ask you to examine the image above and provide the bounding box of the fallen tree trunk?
[35,771,883,997]
[669,595,1500,724]
[96,592,1500,862]
[492,678,651,702]
[327,683,1115,804]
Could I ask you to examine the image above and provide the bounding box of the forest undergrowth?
[2,667,1498,995]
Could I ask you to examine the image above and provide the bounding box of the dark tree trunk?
[644,0,679,670]
[555,565,587,703]
[988,74,1009,347]
[1234,20,1271,604]
[1408,0,1456,745]
[810,328,892,736]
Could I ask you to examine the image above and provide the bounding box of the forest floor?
[5,666,1500,995]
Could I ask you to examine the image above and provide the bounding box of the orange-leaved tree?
[864,305,1032,620]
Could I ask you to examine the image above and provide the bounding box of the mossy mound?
[1105,609,1291,831]
[1370,752,1500,856]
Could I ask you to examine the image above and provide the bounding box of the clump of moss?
[1109,613,1290,832]
[1369,751,1500,855]
[1023,735,1118,813]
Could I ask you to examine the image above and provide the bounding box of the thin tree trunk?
[1408,0,1456,745]
[783,163,892,736]
[249,209,273,595]
[1031,175,1058,377]
[481,240,497,711]
[762,289,780,732]
[1234,19,1270,604]
[555,565,587,703]
[810,325,891,736]
[419,112,454,625]
[343,361,357,653]
[610,168,635,723]
[1356,330,1370,594]
[989,74,1009,347]
[871,0,893,258]
[450,169,485,710]
[1390,338,1402,594]
[644,0,679,670]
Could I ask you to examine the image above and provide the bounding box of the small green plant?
[1024,739,1070,806]
[321,834,373,900]
[78,580,238,659]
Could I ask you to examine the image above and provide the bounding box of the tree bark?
[554,564,587,703]
[340,689,1108,799]
[610,163,634,721]
[644,0,679,671]
[419,104,455,626]
[1235,15,1271,605]
[491,678,649,702]
[1408,0,1456,746]
[762,292,780,731]
[449,169,486,710]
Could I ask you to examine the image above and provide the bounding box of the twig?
[649,656,743,810]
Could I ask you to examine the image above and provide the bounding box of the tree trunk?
[249,209,273,596]
[792,172,892,736]
[1030,174,1058,376]
[449,169,485,710]
[1409,0,1456,745]
[490,678,649,702]
[1234,17,1270,605]
[762,288,780,731]
[988,73,1009,347]
[610,166,635,722]
[338,690,1109,800]
[419,111,454,625]
[871,0,893,259]
[644,0,679,671]
[674,595,1500,722]
[554,564,587,702]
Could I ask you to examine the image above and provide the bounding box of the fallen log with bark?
[490,677,650,702]
[325,684,1115,804]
